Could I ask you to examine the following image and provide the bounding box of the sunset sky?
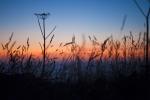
[0,0,149,55]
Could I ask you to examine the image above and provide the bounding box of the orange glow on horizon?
[0,42,147,62]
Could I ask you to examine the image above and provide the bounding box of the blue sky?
[0,0,149,49]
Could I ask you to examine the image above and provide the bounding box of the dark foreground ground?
[0,73,149,100]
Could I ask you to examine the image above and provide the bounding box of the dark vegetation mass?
[0,0,150,99]
[0,31,149,100]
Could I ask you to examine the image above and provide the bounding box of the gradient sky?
[0,0,149,54]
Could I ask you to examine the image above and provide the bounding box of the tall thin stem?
[42,18,46,78]
[133,0,150,78]
[146,16,149,77]
[34,12,55,78]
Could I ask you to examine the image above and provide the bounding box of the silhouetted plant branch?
[133,0,150,78]
[35,12,56,78]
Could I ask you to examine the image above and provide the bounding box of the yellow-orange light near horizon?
[0,41,148,61]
